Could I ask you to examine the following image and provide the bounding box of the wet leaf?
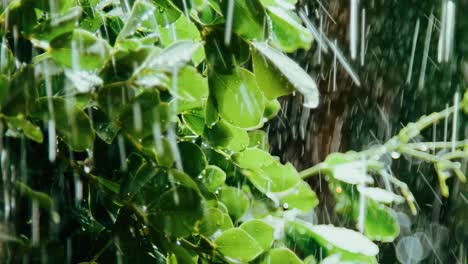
[169,66,209,112]
[49,29,112,70]
[203,120,249,152]
[148,185,204,238]
[4,115,43,143]
[160,15,205,65]
[218,186,249,221]
[182,109,205,136]
[246,160,300,193]
[220,0,266,41]
[355,199,400,242]
[279,181,319,212]
[259,248,302,264]
[200,165,226,192]
[240,219,274,250]
[199,207,233,237]
[32,97,95,151]
[285,220,379,260]
[264,5,312,52]
[210,68,265,128]
[214,228,263,262]
[252,42,319,108]
[232,148,275,169]
[117,0,156,41]
[178,141,207,177]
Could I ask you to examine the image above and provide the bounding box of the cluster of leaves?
[0,0,467,263]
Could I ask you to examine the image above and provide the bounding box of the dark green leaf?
[32,97,95,151]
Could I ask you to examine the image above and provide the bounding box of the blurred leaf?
[285,220,379,262]
[210,68,265,129]
[32,97,95,151]
[240,219,274,250]
[354,199,400,242]
[214,228,263,262]
[117,0,156,41]
[259,248,303,264]
[2,65,38,115]
[279,181,319,212]
[4,115,43,143]
[148,185,204,238]
[248,130,269,151]
[31,7,82,43]
[160,15,205,65]
[119,90,171,139]
[49,29,112,70]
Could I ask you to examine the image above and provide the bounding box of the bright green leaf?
[214,228,263,262]
[260,248,303,264]
[218,186,249,221]
[200,165,226,192]
[210,68,266,128]
[49,29,112,70]
[240,219,274,250]
[4,115,43,143]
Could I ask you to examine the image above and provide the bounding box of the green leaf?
[355,199,400,242]
[263,99,281,120]
[205,94,219,128]
[31,7,82,43]
[178,141,207,177]
[121,155,158,197]
[169,66,209,112]
[49,29,112,70]
[220,0,266,41]
[218,186,249,221]
[204,30,250,73]
[1,66,38,116]
[152,0,181,26]
[265,6,312,52]
[245,161,300,193]
[95,176,120,194]
[200,165,226,192]
[13,181,54,211]
[182,109,205,136]
[285,220,379,261]
[214,228,263,262]
[203,120,249,152]
[148,185,204,238]
[462,89,468,114]
[279,181,318,212]
[248,130,270,151]
[119,90,171,139]
[32,97,95,151]
[139,40,201,71]
[199,207,233,237]
[97,85,136,120]
[260,248,303,264]
[240,219,274,250]
[117,0,156,41]
[160,15,205,65]
[4,115,43,143]
[252,42,319,107]
[232,148,275,169]
[210,68,266,128]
